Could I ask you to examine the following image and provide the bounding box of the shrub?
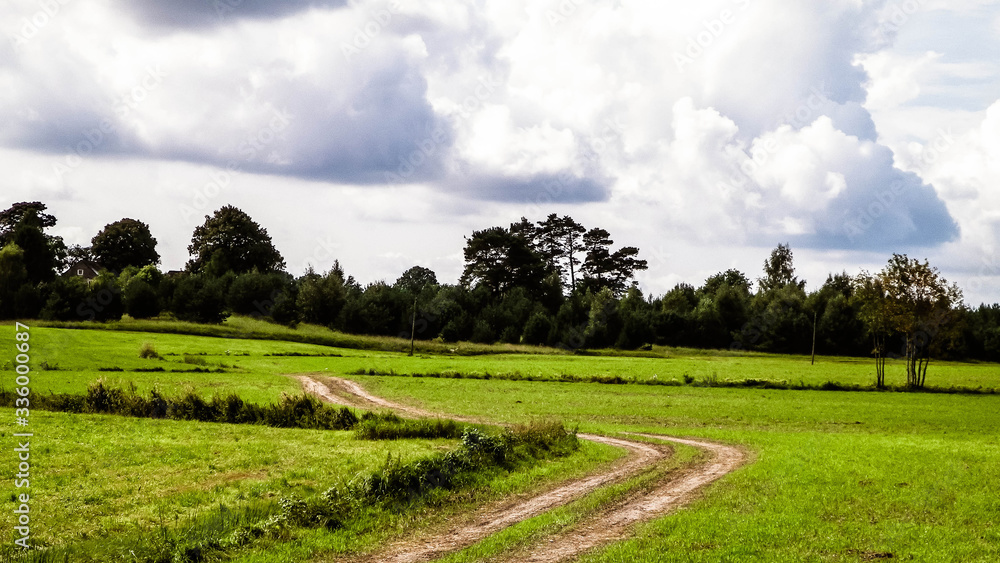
[139,342,161,359]
[169,390,219,422]
[354,416,465,441]
[124,279,161,319]
[171,274,229,324]
[522,311,553,346]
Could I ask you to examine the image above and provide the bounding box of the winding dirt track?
[295,375,746,563]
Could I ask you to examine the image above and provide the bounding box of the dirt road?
[295,375,746,562]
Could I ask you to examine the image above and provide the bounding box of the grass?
[348,376,1000,562]
[0,409,450,552]
[0,322,623,563]
[30,315,568,356]
[237,436,625,563]
[338,353,1000,392]
[7,325,998,407]
[3,319,1000,561]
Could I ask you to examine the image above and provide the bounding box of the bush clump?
[0,383,502,436]
[353,414,466,440]
[0,383,365,432]
[139,342,162,359]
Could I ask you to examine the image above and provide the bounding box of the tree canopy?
[395,266,439,295]
[461,226,546,297]
[854,254,963,388]
[0,202,56,240]
[8,209,58,284]
[758,243,804,293]
[91,218,161,273]
[187,206,286,276]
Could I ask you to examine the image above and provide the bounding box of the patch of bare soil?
[293,375,746,563]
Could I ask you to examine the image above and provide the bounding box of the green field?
[357,377,1000,562]
[10,324,1000,400]
[3,319,999,562]
[0,322,621,562]
[2,411,450,546]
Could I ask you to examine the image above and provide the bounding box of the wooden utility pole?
[409,297,417,357]
[811,311,817,365]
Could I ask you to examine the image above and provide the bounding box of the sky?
[2,0,999,305]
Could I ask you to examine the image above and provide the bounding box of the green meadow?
[0,322,620,562]
[2,319,999,562]
[1,412,450,547]
[357,376,1000,562]
[13,321,1000,399]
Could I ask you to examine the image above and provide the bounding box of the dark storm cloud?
[122,0,349,29]
[213,57,451,184]
[804,170,960,251]
[451,173,611,204]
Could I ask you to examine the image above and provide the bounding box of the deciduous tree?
[758,243,804,293]
[187,206,285,275]
[0,243,27,319]
[854,255,963,388]
[881,254,963,388]
[91,218,161,273]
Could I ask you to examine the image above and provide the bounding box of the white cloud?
[2,0,999,302]
[858,50,942,110]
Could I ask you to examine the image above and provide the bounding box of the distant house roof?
[62,259,104,281]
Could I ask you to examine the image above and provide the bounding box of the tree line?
[1,201,999,376]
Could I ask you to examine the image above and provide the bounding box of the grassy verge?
[268,435,627,563]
